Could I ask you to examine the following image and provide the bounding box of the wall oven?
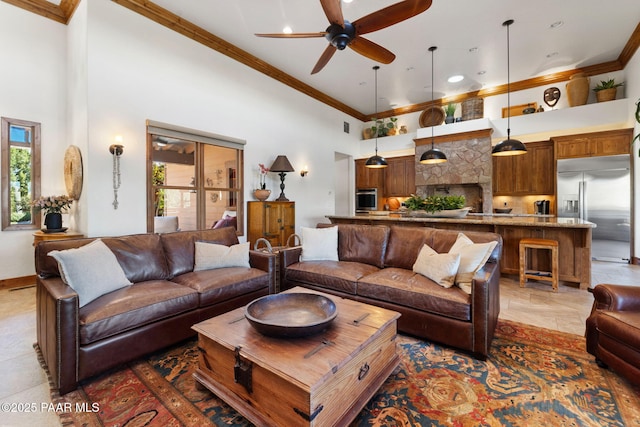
[356,188,378,212]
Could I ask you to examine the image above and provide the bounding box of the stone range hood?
[414,128,493,214]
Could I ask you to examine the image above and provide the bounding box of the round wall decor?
[64,145,83,200]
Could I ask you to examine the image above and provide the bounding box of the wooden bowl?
[245,293,337,338]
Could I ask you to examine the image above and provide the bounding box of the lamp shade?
[420,148,447,164]
[365,154,388,168]
[492,138,527,156]
[269,155,294,172]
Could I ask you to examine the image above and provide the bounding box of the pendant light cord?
[504,19,513,139]
[430,46,436,149]
[374,65,379,155]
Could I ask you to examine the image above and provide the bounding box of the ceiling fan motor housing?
[326,21,355,50]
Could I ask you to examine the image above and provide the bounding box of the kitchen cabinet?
[355,158,384,189]
[247,201,295,247]
[554,128,632,159]
[384,155,415,197]
[492,140,554,195]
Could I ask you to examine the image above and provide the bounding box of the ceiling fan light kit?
[256,0,433,74]
[492,19,527,157]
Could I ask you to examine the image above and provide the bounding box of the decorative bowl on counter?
[407,207,472,218]
[245,293,338,338]
[494,208,512,214]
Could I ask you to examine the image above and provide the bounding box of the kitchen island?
[326,213,595,289]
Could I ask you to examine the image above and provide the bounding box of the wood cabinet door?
[280,202,296,244]
[513,151,533,194]
[591,129,631,156]
[355,159,384,189]
[555,138,591,159]
[529,141,555,195]
[492,156,514,195]
[404,156,416,195]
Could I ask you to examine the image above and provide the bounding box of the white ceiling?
[119,1,640,115]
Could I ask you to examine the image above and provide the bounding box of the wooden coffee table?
[192,287,400,427]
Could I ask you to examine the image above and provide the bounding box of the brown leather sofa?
[281,224,503,359]
[35,227,275,395]
[586,284,640,386]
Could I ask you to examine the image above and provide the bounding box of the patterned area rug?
[40,320,640,426]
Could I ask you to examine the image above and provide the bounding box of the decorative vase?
[44,212,63,230]
[566,73,590,107]
[253,189,271,201]
[445,116,455,124]
[596,88,617,102]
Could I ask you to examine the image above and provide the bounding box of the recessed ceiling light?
[477,70,486,75]
[448,75,464,83]
[343,0,353,3]
[283,26,293,34]
[549,21,564,29]
[546,52,559,58]
[359,81,367,86]
[469,47,478,53]
[406,66,415,71]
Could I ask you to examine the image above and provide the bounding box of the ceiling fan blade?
[255,32,326,38]
[353,0,432,35]
[349,36,395,64]
[320,0,344,26]
[311,44,337,74]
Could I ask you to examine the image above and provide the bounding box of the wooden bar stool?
[519,238,559,292]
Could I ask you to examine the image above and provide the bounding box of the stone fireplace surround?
[414,129,493,214]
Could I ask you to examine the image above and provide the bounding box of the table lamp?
[270,155,295,201]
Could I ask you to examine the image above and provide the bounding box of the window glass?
[1,118,40,230]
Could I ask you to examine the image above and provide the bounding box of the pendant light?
[492,19,527,156]
[420,46,447,164]
[365,65,388,168]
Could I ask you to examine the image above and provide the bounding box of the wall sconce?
[300,165,309,177]
[109,136,124,209]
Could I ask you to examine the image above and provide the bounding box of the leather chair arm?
[36,276,79,394]
[592,284,640,312]
[280,246,302,268]
[249,250,277,294]
[470,261,501,359]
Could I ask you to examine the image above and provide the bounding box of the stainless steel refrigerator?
[557,154,631,263]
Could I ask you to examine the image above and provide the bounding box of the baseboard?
[0,275,36,290]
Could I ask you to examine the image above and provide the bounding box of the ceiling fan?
[255,0,433,74]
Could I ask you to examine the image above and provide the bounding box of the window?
[146,121,244,234]
[1,118,41,230]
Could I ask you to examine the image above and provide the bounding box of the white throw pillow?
[194,242,250,271]
[448,233,498,285]
[412,244,460,288]
[48,239,132,308]
[300,226,339,261]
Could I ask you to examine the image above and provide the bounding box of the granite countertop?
[326,213,596,228]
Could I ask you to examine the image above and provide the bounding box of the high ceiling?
[8,0,640,120]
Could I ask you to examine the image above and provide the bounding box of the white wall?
[624,48,640,255]
[80,0,360,237]
[0,3,68,280]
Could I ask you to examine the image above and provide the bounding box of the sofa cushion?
[48,239,132,308]
[194,242,250,271]
[448,233,498,284]
[357,268,471,321]
[161,227,239,277]
[385,226,436,270]
[319,223,389,268]
[300,226,338,261]
[413,244,460,288]
[78,280,199,345]
[102,233,171,283]
[286,261,380,295]
[171,268,269,307]
[598,311,640,352]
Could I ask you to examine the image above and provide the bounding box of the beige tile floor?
[1,261,639,426]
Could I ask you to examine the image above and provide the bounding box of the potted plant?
[371,117,398,137]
[254,163,271,201]
[31,195,73,231]
[404,194,469,217]
[444,103,456,124]
[593,78,624,102]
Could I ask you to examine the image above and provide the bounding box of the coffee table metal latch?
[234,346,253,394]
[294,404,324,422]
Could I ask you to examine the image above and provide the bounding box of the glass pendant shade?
[492,19,526,157]
[365,66,388,169]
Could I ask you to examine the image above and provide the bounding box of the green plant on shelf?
[404,194,466,213]
[593,78,624,92]
[444,103,456,117]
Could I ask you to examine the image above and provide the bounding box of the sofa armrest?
[281,246,302,268]
[592,284,640,312]
[249,250,277,294]
[470,261,501,359]
[36,276,80,394]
